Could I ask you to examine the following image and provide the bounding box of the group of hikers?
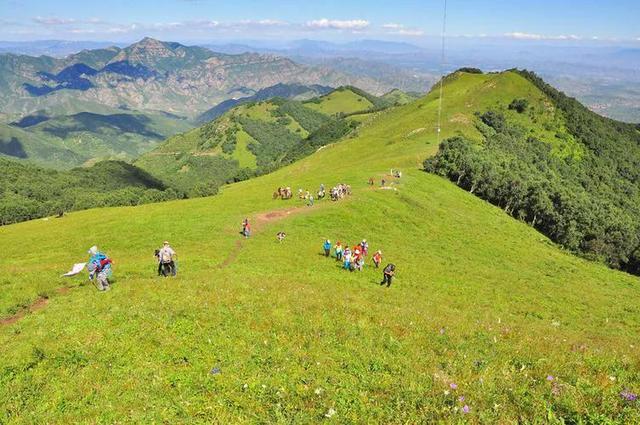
[82,240,179,291]
[82,175,400,291]
[322,239,396,287]
[368,169,402,188]
[273,183,351,205]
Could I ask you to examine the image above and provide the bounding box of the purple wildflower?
[546,375,554,381]
[462,405,470,414]
[458,396,465,402]
[450,383,458,390]
[620,390,638,401]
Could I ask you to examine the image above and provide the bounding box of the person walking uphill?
[87,245,113,291]
[242,218,251,238]
[158,241,177,277]
[334,241,343,261]
[372,250,382,268]
[380,263,396,287]
[323,239,332,257]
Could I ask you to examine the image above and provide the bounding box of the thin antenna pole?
[436,0,447,145]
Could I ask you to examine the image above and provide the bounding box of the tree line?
[425,71,640,275]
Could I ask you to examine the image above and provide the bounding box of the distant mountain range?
[0,37,419,121]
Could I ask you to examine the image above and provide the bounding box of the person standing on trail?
[343,247,352,270]
[360,239,369,256]
[158,241,177,277]
[242,218,251,238]
[308,194,314,207]
[372,250,382,268]
[323,239,332,257]
[381,178,386,187]
[334,241,343,261]
[87,245,112,291]
[380,263,396,287]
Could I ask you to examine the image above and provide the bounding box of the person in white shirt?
[157,241,177,276]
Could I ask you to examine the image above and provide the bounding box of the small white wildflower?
[324,408,336,418]
[314,388,323,395]
[609,376,616,381]
[444,390,450,396]
[243,384,248,390]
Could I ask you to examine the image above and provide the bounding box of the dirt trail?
[1,286,71,327]
[218,206,311,269]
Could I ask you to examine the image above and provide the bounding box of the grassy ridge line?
[1,71,639,422]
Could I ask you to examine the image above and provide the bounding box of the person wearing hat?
[372,250,383,268]
[87,245,112,291]
[323,239,332,257]
[158,241,177,277]
[360,239,369,256]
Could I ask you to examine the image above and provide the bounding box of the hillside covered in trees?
[426,69,640,275]
[0,158,180,225]
[135,87,382,196]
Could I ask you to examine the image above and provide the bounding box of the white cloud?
[305,19,370,30]
[244,19,288,27]
[382,23,424,36]
[33,16,77,25]
[504,32,582,41]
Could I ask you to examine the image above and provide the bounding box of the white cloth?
[62,262,87,277]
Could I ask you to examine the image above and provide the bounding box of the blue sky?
[1,0,638,44]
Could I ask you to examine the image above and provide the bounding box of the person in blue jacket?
[87,245,113,291]
[323,239,332,257]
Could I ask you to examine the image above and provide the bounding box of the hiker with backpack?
[372,250,383,268]
[380,263,396,287]
[87,245,113,291]
[323,239,332,257]
[158,241,177,277]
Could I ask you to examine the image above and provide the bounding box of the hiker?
[276,231,286,242]
[87,245,112,291]
[334,241,344,261]
[320,183,325,193]
[308,194,314,206]
[352,247,362,271]
[381,178,386,187]
[323,239,332,257]
[343,247,352,270]
[355,255,365,271]
[368,177,375,186]
[360,239,369,256]
[158,241,177,277]
[242,218,251,238]
[372,250,382,268]
[380,263,396,287]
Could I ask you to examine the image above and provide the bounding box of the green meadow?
[1,71,639,423]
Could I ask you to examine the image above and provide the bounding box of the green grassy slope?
[2,71,639,423]
[136,92,362,196]
[381,88,420,106]
[305,86,376,115]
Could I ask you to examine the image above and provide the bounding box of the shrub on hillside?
[509,98,530,113]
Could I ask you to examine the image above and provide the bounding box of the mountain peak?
[130,37,168,50]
